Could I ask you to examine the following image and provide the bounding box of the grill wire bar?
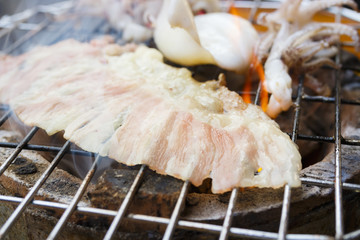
[334,8,344,239]
[47,154,103,240]
[0,110,12,126]
[103,164,146,240]
[0,126,38,176]
[0,141,71,239]
[0,142,94,156]
[278,75,305,240]
[219,188,239,240]
[2,18,49,54]
[0,0,359,239]
[0,1,73,54]
[300,178,360,191]
[163,180,190,240]
[334,46,344,240]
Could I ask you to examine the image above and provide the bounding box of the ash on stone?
[12,157,27,165]
[14,163,38,175]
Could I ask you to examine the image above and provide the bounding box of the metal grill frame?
[0,0,360,239]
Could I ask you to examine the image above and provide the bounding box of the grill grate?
[0,0,360,239]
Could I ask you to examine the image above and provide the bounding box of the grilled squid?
[256,0,359,118]
[154,0,259,73]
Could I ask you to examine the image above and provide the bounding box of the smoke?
[0,113,115,180]
[73,153,116,180]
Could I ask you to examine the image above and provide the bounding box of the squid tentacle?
[302,57,339,72]
[258,0,359,118]
[297,0,357,25]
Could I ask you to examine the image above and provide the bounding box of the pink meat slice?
[0,39,301,193]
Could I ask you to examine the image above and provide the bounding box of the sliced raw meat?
[0,39,301,193]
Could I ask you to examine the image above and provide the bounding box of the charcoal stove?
[0,0,360,239]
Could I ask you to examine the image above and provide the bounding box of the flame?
[243,54,268,112]
[228,5,268,111]
[229,4,240,16]
[255,56,268,112]
[228,3,249,18]
[243,65,253,104]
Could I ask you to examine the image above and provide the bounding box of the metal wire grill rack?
[0,0,359,239]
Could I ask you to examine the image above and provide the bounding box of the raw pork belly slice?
[0,39,301,193]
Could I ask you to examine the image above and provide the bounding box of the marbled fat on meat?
[0,39,301,193]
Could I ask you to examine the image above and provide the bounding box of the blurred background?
[2,0,360,15]
[0,0,61,16]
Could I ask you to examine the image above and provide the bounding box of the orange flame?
[243,54,268,112]
[243,65,253,104]
[229,4,268,111]
[256,57,268,112]
[229,4,240,16]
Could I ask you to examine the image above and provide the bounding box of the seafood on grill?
[77,0,221,42]
[256,0,359,118]
[154,0,259,72]
[0,39,301,193]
